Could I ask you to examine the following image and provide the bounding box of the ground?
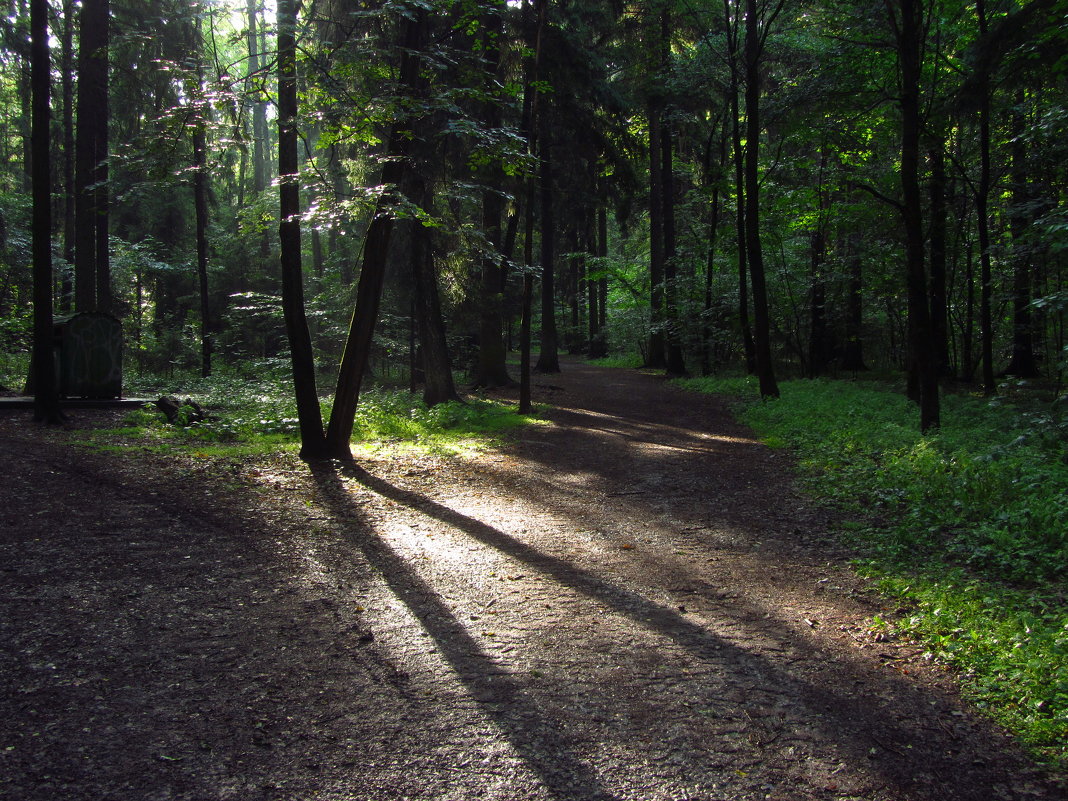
[0,359,1063,801]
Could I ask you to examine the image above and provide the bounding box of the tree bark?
[248,0,268,195]
[534,92,560,373]
[74,0,109,313]
[325,10,428,458]
[1005,93,1039,378]
[928,141,951,376]
[976,0,995,394]
[189,22,212,378]
[410,175,459,407]
[662,101,687,376]
[646,97,666,369]
[897,0,939,430]
[59,0,75,314]
[726,1,755,374]
[278,0,327,458]
[31,0,61,423]
[473,3,512,389]
[744,0,779,399]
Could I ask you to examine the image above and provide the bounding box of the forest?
[2,0,1066,434]
[1,0,1068,793]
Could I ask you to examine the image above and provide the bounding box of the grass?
[87,368,544,458]
[675,373,1068,769]
[586,353,645,369]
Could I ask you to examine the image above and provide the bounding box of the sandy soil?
[0,359,1063,800]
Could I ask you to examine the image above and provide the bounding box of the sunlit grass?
[89,370,544,459]
[679,375,1068,768]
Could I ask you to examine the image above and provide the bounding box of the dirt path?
[0,360,1062,800]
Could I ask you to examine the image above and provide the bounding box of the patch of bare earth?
[0,360,1062,801]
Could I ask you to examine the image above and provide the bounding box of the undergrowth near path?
[677,374,1068,769]
[90,370,542,457]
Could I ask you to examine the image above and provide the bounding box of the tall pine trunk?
[474,4,512,389]
[744,0,779,399]
[277,0,327,458]
[898,0,939,430]
[534,92,560,373]
[1005,93,1039,378]
[646,97,666,369]
[31,0,60,422]
[74,0,109,313]
[409,174,459,407]
[976,0,995,394]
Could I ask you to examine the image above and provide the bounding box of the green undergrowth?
[88,372,542,458]
[677,374,1068,768]
[586,353,645,369]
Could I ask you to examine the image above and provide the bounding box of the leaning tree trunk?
[325,10,428,458]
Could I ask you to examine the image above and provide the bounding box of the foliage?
[678,375,1068,766]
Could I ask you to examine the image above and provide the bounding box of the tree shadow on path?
[311,458,1053,801]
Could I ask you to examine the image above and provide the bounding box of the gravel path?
[0,360,1062,800]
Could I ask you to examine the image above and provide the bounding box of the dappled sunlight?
[306,455,1016,800]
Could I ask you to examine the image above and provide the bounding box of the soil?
[0,359,1063,801]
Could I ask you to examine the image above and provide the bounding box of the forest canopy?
[1,0,1066,443]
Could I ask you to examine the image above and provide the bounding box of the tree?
[30,0,59,423]
[277,0,327,458]
[892,0,939,430]
[324,8,430,459]
[74,0,109,313]
[743,0,781,399]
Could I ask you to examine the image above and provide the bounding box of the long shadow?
[308,462,623,801]
[333,460,1048,801]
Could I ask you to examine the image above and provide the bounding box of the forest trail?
[1,360,1063,801]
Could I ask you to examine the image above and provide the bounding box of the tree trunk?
[74,0,109,313]
[840,238,867,372]
[248,0,267,195]
[189,23,212,379]
[278,0,327,458]
[473,5,512,389]
[325,10,428,459]
[744,0,779,399]
[520,169,536,413]
[59,0,75,314]
[410,176,459,407]
[1005,94,1039,378]
[193,122,211,378]
[728,16,755,374]
[596,203,608,357]
[898,0,939,430]
[662,104,687,376]
[646,97,666,369]
[977,0,995,394]
[534,93,560,373]
[31,0,60,423]
[808,228,829,377]
[929,141,951,376]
